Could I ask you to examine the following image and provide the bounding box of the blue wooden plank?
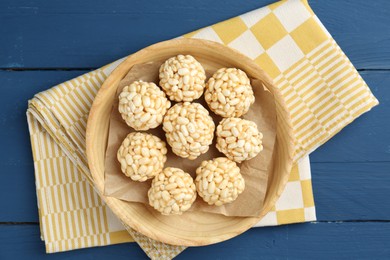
[312,162,390,221]
[181,222,390,259]
[0,71,387,169]
[1,0,389,258]
[0,0,389,69]
[0,70,388,222]
[0,0,272,69]
[0,223,389,259]
[2,160,389,222]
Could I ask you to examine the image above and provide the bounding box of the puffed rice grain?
[117,132,167,182]
[159,55,206,102]
[216,118,263,162]
[205,68,255,117]
[195,157,245,206]
[163,102,215,160]
[118,81,171,131]
[148,167,196,215]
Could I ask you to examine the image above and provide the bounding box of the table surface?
[1,0,389,259]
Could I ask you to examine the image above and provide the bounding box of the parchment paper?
[104,60,277,217]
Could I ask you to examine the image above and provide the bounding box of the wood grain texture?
[1,0,389,258]
[0,70,388,222]
[2,161,388,223]
[312,162,390,221]
[1,223,389,259]
[0,0,389,69]
[86,39,294,246]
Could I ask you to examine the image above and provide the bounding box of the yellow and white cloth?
[27,0,378,258]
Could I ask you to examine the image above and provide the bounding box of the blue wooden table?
[1,0,389,259]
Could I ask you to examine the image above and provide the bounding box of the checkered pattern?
[26,0,378,258]
[253,157,315,226]
[186,0,378,160]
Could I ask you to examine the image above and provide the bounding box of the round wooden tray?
[86,38,294,246]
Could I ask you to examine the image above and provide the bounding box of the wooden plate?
[86,38,294,246]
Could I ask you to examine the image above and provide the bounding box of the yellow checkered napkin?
[27,0,378,258]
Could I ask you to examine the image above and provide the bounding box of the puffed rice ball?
[163,102,215,160]
[118,81,171,131]
[205,68,255,117]
[148,167,196,215]
[117,132,167,182]
[159,55,206,102]
[216,118,263,163]
[195,157,245,206]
